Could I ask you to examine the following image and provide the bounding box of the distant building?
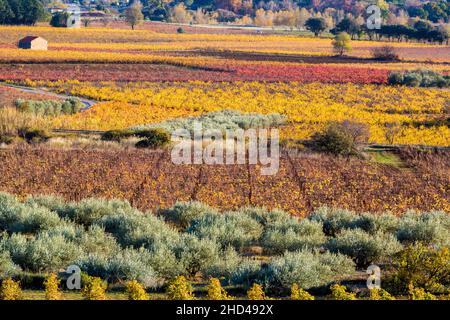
[49,4,81,28]
[18,36,48,50]
[66,4,81,28]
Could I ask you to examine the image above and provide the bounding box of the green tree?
[50,11,69,27]
[332,32,352,56]
[21,0,45,25]
[334,17,360,39]
[305,17,327,37]
[0,0,13,24]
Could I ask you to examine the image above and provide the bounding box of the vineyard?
[0,147,448,215]
[0,22,449,301]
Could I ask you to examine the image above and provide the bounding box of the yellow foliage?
[46,81,450,146]
[247,283,265,300]
[125,280,150,300]
[81,276,107,300]
[0,278,22,300]
[166,276,195,300]
[44,273,62,300]
[369,288,395,300]
[290,283,314,300]
[408,284,437,300]
[206,278,233,300]
[330,284,357,300]
[0,25,448,63]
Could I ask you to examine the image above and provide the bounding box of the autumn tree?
[169,3,192,24]
[125,0,144,30]
[332,32,352,56]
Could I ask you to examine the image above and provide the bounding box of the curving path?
[0,82,96,111]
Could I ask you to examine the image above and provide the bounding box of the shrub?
[207,278,232,300]
[177,27,185,33]
[161,201,219,229]
[309,207,358,236]
[187,212,263,249]
[0,233,29,269]
[408,284,437,300]
[25,195,67,215]
[147,242,184,279]
[133,110,286,133]
[125,280,150,300]
[1,232,82,273]
[326,229,402,267]
[0,278,22,300]
[166,276,195,300]
[78,225,120,257]
[228,258,262,288]
[311,121,369,156]
[265,250,355,290]
[0,251,21,279]
[15,98,82,116]
[388,70,449,88]
[387,243,450,295]
[18,206,61,234]
[355,212,399,235]
[134,129,170,149]
[396,211,450,246]
[369,288,395,300]
[0,107,49,139]
[101,129,134,142]
[44,273,62,300]
[332,32,352,56]
[261,218,326,254]
[98,211,180,251]
[330,284,356,300]
[247,283,265,300]
[108,248,160,287]
[23,233,82,272]
[371,46,399,61]
[81,275,107,300]
[0,134,13,144]
[62,198,137,226]
[203,246,242,280]
[18,128,50,144]
[244,207,291,226]
[77,248,160,288]
[388,72,404,85]
[290,283,314,300]
[175,235,221,276]
[0,194,61,234]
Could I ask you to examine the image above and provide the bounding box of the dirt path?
[0,82,96,110]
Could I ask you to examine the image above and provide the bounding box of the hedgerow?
[15,98,83,116]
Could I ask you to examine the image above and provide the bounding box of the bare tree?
[125,0,144,30]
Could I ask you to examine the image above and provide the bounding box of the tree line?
[305,16,449,44]
[0,0,45,25]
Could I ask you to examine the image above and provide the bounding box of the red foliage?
[0,147,447,215]
[0,63,389,83]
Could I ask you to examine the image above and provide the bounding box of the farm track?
[0,82,96,110]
